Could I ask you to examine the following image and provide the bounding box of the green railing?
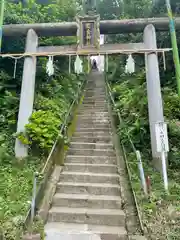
[23,75,87,231]
[105,78,145,235]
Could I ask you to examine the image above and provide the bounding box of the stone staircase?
[44,71,145,240]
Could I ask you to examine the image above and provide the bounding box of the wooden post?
[15,29,38,158]
[144,24,165,171]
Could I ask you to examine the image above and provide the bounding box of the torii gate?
[1,14,178,169]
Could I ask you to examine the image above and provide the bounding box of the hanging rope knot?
[125,54,135,74]
[46,56,54,76]
[74,55,83,74]
[13,58,18,78]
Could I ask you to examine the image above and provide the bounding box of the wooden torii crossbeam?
[0,43,172,58]
[3,17,180,37]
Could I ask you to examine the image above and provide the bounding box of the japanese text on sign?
[155,122,169,152]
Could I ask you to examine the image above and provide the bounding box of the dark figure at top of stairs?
[92,59,98,70]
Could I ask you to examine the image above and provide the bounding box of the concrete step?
[65,155,117,164]
[80,104,107,107]
[63,163,117,173]
[76,119,110,124]
[77,110,108,116]
[73,131,111,138]
[85,86,106,89]
[82,100,106,103]
[48,207,125,226]
[56,182,121,196]
[52,193,122,209]
[84,89,106,92]
[77,111,109,116]
[59,172,119,184]
[76,123,110,129]
[79,106,108,111]
[83,97,106,101]
[82,101,107,105]
[84,93,106,96]
[129,236,147,240]
[84,91,106,95]
[78,112,108,116]
[76,117,110,122]
[45,222,127,240]
[69,142,113,150]
[84,92,106,95]
[75,128,111,133]
[68,148,115,157]
[76,116,109,121]
[71,136,112,143]
[79,107,108,112]
[81,103,107,107]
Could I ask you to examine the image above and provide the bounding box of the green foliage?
[26,110,60,150]
[110,71,150,152]
[0,157,43,240]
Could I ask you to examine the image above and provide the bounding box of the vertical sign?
[155,122,169,153]
[155,121,169,192]
[82,21,95,46]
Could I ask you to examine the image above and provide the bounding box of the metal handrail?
[23,75,87,231]
[105,78,146,235]
[106,81,137,153]
[41,77,86,174]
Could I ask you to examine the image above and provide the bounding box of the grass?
[126,150,180,240]
[0,156,43,239]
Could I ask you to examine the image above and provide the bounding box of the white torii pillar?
[15,29,38,158]
[144,24,165,171]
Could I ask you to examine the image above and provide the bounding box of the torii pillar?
[144,24,165,171]
[15,29,38,158]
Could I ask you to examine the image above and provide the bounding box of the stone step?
[45,222,127,240]
[77,111,109,116]
[76,119,110,124]
[71,136,112,144]
[52,193,122,209]
[48,207,125,226]
[78,108,108,111]
[59,172,119,184]
[79,106,108,110]
[82,99,106,103]
[82,103,107,106]
[77,115,109,120]
[129,236,147,240]
[81,102,107,106]
[65,155,117,164]
[84,93,106,96]
[69,142,113,150]
[76,123,110,129]
[68,148,115,157]
[77,113,109,117]
[63,163,117,173]
[76,116,110,122]
[79,108,108,112]
[84,91,106,95]
[83,97,106,101]
[84,91,106,94]
[83,93,105,96]
[82,101,107,105]
[73,131,111,137]
[75,127,111,133]
[85,86,106,89]
[84,96,106,100]
[56,182,121,196]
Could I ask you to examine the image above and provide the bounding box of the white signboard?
[155,122,169,153]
